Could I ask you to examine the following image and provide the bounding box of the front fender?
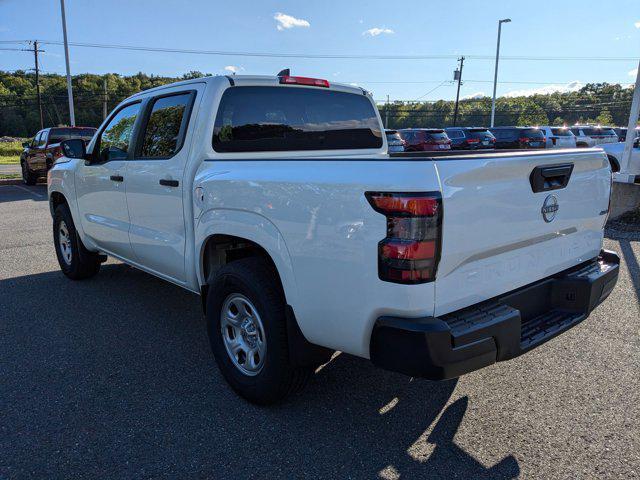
[48,161,96,250]
[195,208,299,309]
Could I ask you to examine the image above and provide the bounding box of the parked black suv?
[444,127,496,150]
[489,127,546,149]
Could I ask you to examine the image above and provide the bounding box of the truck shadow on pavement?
[1,263,519,479]
[0,184,48,203]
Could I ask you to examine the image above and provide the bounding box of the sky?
[1,0,639,102]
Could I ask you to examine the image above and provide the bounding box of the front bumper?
[370,250,620,380]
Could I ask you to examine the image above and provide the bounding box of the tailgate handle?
[529,163,574,193]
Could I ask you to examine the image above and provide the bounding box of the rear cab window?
[212,86,382,152]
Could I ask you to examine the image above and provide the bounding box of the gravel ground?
[1,184,638,479]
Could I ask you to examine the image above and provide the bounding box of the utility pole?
[452,56,464,127]
[385,94,389,128]
[618,59,640,182]
[31,40,44,130]
[491,18,511,127]
[103,77,108,120]
[60,0,75,126]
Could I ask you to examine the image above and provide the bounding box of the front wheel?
[53,204,101,280]
[206,257,312,405]
[21,161,37,185]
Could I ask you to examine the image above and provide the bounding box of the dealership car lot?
[1,184,638,479]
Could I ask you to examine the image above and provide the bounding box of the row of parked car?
[385,125,640,153]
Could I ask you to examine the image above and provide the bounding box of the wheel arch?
[49,190,69,216]
[606,154,620,173]
[195,209,299,311]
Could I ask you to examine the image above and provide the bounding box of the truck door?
[75,102,142,260]
[124,87,201,283]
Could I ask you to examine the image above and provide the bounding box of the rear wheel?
[206,257,312,405]
[21,161,37,185]
[53,204,101,280]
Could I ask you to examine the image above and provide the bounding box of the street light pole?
[490,18,510,128]
[60,0,75,126]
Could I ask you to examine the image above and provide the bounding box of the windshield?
[48,128,96,144]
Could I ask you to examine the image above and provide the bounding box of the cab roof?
[126,74,368,101]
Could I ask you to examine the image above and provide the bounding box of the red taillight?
[367,193,439,216]
[279,75,330,88]
[53,147,63,159]
[466,138,480,144]
[519,137,530,143]
[366,192,442,284]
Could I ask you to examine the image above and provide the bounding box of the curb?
[0,179,24,186]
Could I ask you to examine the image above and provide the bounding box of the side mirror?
[60,138,86,159]
[22,141,30,148]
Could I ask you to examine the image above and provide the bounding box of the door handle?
[529,164,573,193]
[159,179,179,187]
[110,175,124,182]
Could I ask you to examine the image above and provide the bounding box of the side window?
[139,93,192,158]
[97,103,141,162]
[39,130,49,147]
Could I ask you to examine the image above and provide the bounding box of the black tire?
[206,257,312,405]
[21,161,37,185]
[53,204,101,280]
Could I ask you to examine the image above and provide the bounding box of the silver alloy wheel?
[58,221,73,266]
[220,293,266,376]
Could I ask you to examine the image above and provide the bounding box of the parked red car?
[20,126,96,184]
[398,128,451,151]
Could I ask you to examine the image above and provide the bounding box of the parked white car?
[570,126,618,148]
[48,74,620,404]
[539,126,577,149]
[600,137,640,174]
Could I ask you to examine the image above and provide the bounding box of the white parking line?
[12,185,45,198]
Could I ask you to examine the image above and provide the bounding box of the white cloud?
[504,80,584,98]
[462,92,485,100]
[363,27,394,37]
[629,68,639,77]
[635,21,640,28]
[274,12,310,31]
[224,65,243,74]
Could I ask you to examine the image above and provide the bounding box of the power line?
[22,40,638,62]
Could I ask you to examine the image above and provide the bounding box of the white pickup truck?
[48,74,620,404]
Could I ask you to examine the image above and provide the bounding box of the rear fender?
[195,208,299,309]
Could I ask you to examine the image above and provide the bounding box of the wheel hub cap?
[220,294,266,376]
[58,221,73,266]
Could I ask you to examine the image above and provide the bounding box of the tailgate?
[433,149,610,316]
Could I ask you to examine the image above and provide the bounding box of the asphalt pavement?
[1,184,638,479]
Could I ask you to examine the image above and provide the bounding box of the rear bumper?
[370,250,619,380]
